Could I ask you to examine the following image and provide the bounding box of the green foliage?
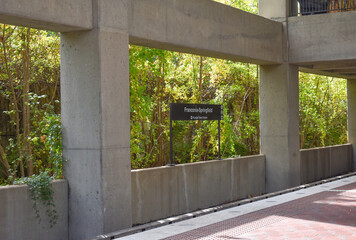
[0,24,61,181]
[129,43,347,167]
[128,0,261,168]
[129,0,262,168]
[2,96,64,182]
[130,45,260,167]
[299,73,347,148]
[37,109,64,178]
[14,171,58,228]
[0,24,62,227]
[214,0,258,13]
[2,95,63,227]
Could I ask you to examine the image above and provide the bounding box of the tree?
[0,24,62,184]
[299,73,347,148]
[214,0,258,13]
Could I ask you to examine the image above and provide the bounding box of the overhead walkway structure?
[0,0,356,239]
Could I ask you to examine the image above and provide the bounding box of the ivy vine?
[15,171,58,228]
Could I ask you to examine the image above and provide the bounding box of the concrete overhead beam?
[300,67,356,80]
[309,61,356,71]
[0,0,92,32]
[1,0,283,64]
[288,11,356,64]
[128,0,283,65]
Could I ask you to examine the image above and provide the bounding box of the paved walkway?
[119,175,356,240]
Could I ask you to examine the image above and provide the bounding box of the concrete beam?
[288,12,356,64]
[129,0,283,65]
[0,0,92,32]
[299,67,356,80]
[308,61,356,71]
[1,0,282,64]
[298,60,356,80]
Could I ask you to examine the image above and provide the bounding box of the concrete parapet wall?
[301,144,352,184]
[0,180,68,240]
[288,11,356,64]
[131,155,265,225]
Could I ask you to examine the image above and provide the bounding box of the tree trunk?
[0,143,10,177]
[197,56,204,160]
[23,28,33,176]
[1,25,24,177]
[156,57,165,166]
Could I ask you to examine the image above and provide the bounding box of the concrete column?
[259,0,290,19]
[260,64,301,193]
[259,0,300,192]
[347,79,356,171]
[60,1,131,239]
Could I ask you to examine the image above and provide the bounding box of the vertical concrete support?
[61,1,131,239]
[259,0,300,192]
[259,0,290,19]
[347,79,356,170]
[260,64,301,192]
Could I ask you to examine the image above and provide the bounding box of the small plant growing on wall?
[12,109,64,228]
[15,171,58,227]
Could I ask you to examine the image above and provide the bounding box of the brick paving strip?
[163,183,356,240]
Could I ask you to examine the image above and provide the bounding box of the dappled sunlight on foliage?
[0,24,62,227]
[130,46,260,168]
[0,24,62,185]
[299,73,347,149]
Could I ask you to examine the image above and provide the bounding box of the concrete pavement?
[117,174,356,240]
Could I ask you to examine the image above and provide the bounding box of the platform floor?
[119,175,356,240]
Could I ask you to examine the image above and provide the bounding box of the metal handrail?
[294,0,356,16]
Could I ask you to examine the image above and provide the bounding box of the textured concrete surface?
[129,0,283,64]
[259,0,289,19]
[330,144,353,176]
[61,29,132,239]
[131,155,265,225]
[0,0,92,32]
[301,147,331,184]
[260,63,301,193]
[0,180,68,240]
[61,1,131,239]
[0,0,283,64]
[259,1,301,193]
[288,12,356,79]
[289,11,356,64]
[301,144,353,184]
[119,175,356,240]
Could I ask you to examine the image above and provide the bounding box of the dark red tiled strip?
[164,183,356,240]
